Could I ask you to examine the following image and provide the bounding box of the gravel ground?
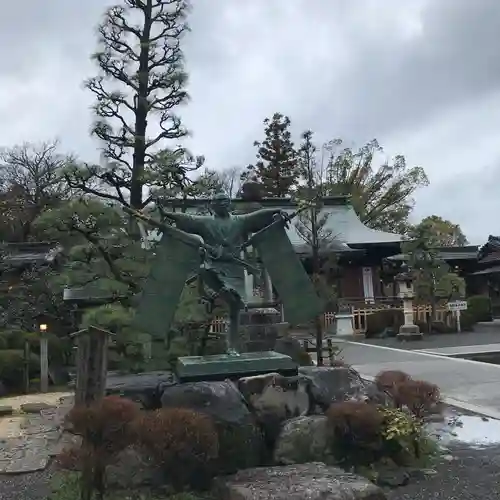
[388,444,500,500]
[0,464,55,500]
[2,444,500,500]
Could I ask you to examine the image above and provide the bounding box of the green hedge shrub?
[0,350,40,390]
[467,295,493,322]
[459,309,476,331]
[365,310,404,338]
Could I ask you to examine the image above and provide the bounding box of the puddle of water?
[428,413,500,449]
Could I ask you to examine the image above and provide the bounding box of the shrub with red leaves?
[66,396,140,453]
[326,401,385,466]
[134,407,219,491]
[393,379,441,418]
[61,396,141,500]
[374,370,412,392]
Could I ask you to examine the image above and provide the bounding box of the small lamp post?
[39,322,49,393]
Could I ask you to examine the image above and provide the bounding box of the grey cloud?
[309,0,500,142]
[413,162,500,245]
[0,0,499,241]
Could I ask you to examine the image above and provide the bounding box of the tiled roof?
[0,242,62,267]
[388,247,479,262]
[159,197,403,247]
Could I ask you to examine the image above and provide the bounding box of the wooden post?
[71,326,114,407]
[40,335,49,393]
[456,310,462,333]
[23,340,30,394]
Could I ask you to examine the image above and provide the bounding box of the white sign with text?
[447,300,468,311]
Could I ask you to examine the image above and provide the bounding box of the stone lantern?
[335,303,354,337]
[394,264,422,340]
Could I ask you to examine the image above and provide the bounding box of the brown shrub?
[66,396,141,454]
[62,396,141,500]
[327,401,384,441]
[374,370,412,393]
[56,446,84,471]
[393,379,441,418]
[134,408,219,491]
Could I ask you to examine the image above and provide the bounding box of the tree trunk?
[130,0,153,217]
[311,207,324,366]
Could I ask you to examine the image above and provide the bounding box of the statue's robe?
[135,209,323,339]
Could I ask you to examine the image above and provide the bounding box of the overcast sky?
[1,0,499,244]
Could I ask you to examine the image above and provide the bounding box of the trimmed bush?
[326,400,430,473]
[459,309,476,331]
[430,321,454,334]
[365,310,404,338]
[375,370,411,393]
[374,370,441,419]
[327,401,385,467]
[467,295,493,322]
[393,379,441,418]
[134,408,219,492]
[0,350,40,391]
[61,396,141,500]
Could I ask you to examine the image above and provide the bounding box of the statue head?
[211,192,231,216]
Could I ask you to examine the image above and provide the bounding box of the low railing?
[210,303,451,335]
[338,296,403,309]
[350,305,450,334]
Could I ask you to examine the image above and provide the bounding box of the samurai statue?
[126,192,323,356]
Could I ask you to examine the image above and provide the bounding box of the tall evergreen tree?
[242,113,299,198]
[66,0,201,216]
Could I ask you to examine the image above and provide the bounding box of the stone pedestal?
[176,351,298,383]
[395,267,423,341]
[240,307,289,352]
[397,296,422,340]
[397,324,422,340]
[335,313,354,337]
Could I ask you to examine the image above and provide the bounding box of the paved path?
[332,339,500,416]
[0,392,73,475]
[355,325,500,351]
[419,343,500,356]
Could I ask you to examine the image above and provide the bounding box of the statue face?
[211,195,230,216]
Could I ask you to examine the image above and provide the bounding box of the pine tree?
[242,113,299,198]
[66,0,201,216]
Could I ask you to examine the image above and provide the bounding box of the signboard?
[447,300,468,311]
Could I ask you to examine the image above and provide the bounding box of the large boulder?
[213,462,387,500]
[106,446,162,489]
[274,415,331,465]
[299,366,367,411]
[238,372,311,450]
[106,371,177,409]
[161,380,265,473]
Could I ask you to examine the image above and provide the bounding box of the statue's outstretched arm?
[123,206,168,232]
[240,208,285,233]
[161,211,208,238]
[123,206,204,247]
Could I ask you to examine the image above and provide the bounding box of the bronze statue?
[126,193,323,355]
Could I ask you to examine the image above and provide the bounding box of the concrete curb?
[361,373,500,420]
